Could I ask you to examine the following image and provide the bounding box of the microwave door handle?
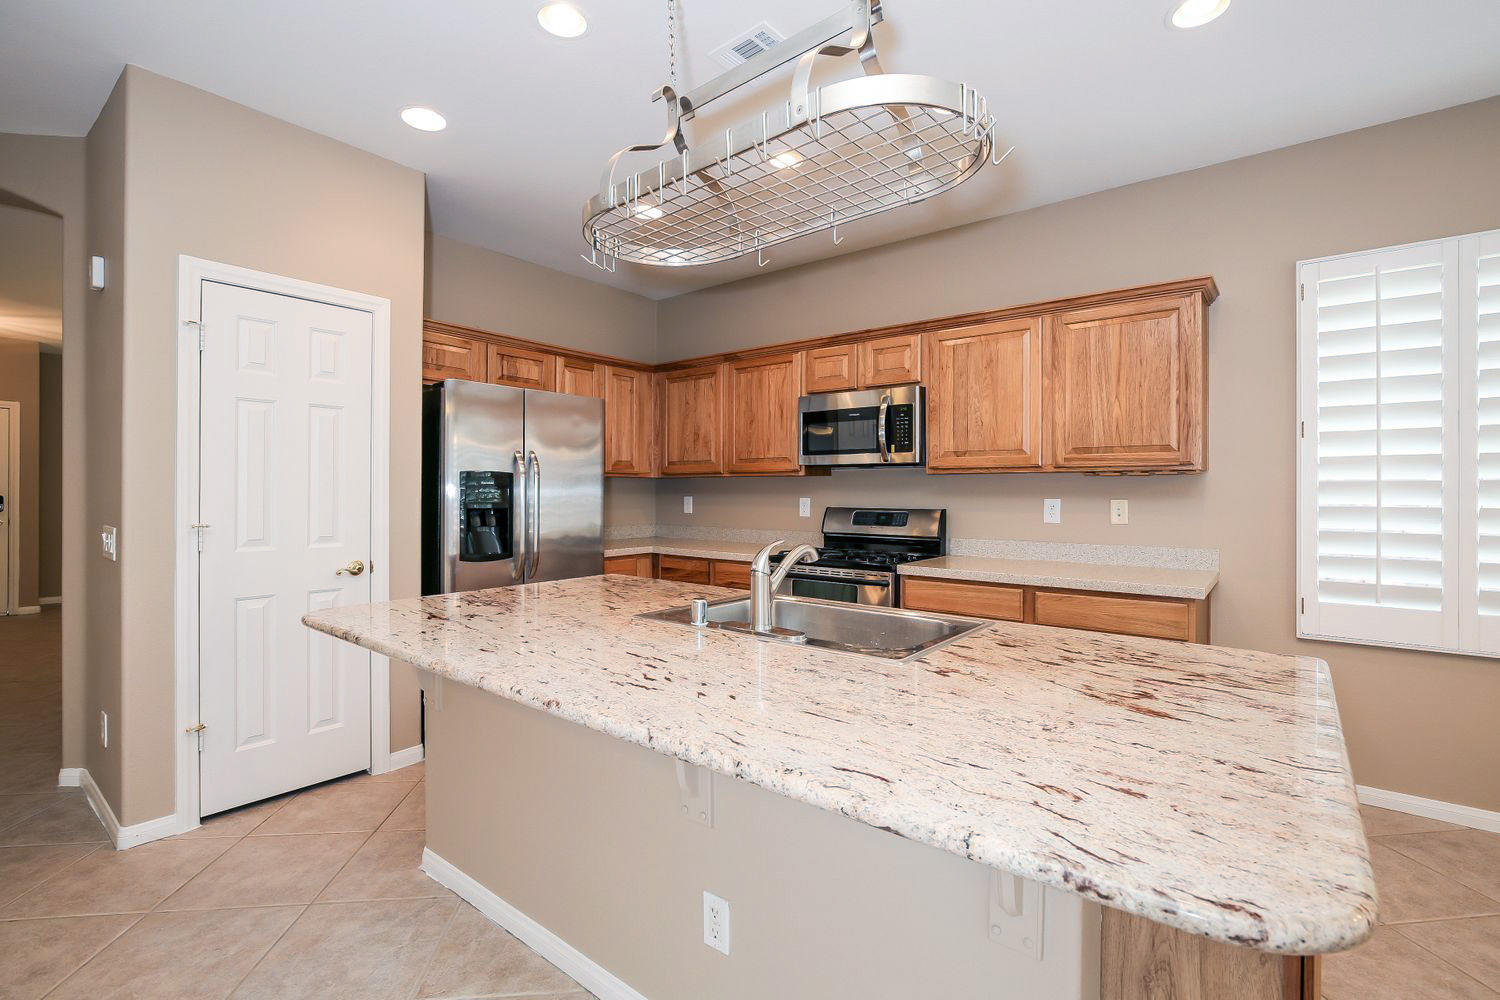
[527,450,541,578]
[877,394,891,463]
[511,451,526,579]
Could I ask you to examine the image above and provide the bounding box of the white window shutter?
[1461,231,1500,654]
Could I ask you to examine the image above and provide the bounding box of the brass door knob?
[336,559,366,577]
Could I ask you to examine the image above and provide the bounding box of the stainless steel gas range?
[769,507,946,607]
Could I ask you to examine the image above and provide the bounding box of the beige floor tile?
[48,905,304,1000]
[379,782,425,832]
[0,843,101,907]
[1361,804,1464,838]
[174,792,299,840]
[1323,925,1498,999]
[0,913,140,1000]
[1397,915,1500,991]
[318,830,447,902]
[1368,842,1500,924]
[232,897,457,1000]
[0,753,64,794]
[363,761,424,783]
[250,779,412,836]
[1383,830,1500,901]
[0,793,108,847]
[1,838,232,918]
[0,791,72,830]
[416,901,583,1000]
[159,832,367,910]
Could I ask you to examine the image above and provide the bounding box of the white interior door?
[0,406,10,614]
[197,280,374,816]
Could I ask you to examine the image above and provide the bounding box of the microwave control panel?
[890,404,915,452]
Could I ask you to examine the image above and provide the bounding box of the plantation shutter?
[1462,231,1500,653]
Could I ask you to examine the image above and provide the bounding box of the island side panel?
[424,677,1101,1000]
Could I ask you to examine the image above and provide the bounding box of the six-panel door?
[925,318,1044,470]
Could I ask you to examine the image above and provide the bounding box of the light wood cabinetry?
[556,356,604,398]
[710,560,752,589]
[727,352,803,475]
[422,330,487,383]
[1045,293,1206,471]
[603,554,655,578]
[659,364,727,476]
[925,318,1043,471]
[603,366,654,477]
[899,577,1209,643]
[1102,909,1319,1000]
[487,343,556,392]
[803,343,860,392]
[859,333,922,386]
[657,555,712,584]
[902,577,1024,621]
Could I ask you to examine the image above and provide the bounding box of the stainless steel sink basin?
[638,595,992,661]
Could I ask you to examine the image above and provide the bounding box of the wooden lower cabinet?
[657,555,712,584]
[1101,909,1320,1000]
[899,577,1209,643]
[710,560,751,589]
[603,554,654,578]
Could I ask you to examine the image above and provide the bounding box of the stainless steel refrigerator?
[422,379,603,595]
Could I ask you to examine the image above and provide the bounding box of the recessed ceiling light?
[400,107,447,132]
[769,151,802,170]
[1169,0,1230,28]
[538,2,588,38]
[634,202,664,220]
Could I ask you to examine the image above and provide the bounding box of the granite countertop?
[303,576,1374,954]
[604,537,766,561]
[900,556,1220,600]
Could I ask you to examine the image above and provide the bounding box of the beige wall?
[654,97,1500,812]
[37,351,60,600]
[91,67,428,824]
[0,337,40,609]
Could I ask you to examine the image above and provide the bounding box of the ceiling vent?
[710,22,784,69]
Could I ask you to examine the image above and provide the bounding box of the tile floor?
[0,607,592,1000]
[4,608,1499,998]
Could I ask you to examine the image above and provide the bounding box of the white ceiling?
[2,0,1498,300]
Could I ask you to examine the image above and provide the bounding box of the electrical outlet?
[799,497,811,517]
[703,891,732,955]
[100,525,118,561]
[99,710,109,749]
[683,495,693,514]
[1043,499,1062,524]
[1110,499,1129,525]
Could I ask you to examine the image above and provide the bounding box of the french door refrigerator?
[422,379,603,595]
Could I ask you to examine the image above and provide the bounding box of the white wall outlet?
[683,495,693,514]
[100,525,118,561]
[799,497,811,517]
[1043,499,1062,524]
[99,710,109,749]
[1110,499,1129,525]
[703,890,732,955]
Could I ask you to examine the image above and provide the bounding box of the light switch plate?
[1110,499,1129,525]
[100,525,118,561]
[1043,499,1062,524]
[683,495,694,514]
[799,497,811,517]
[89,255,106,290]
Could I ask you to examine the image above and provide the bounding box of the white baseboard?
[422,848,649,1000]
[38,595,61,606]
[385,743,425,772]
[14,605,40,615]
[1357,785,1500,834]
[59,766,185,850]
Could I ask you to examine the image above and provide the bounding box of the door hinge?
[1300,597,1305,614]
[185,722,206,751]
[1299,282,1305,301]
[1300,420,1305,439]
[190,522,210,552]
[183,318,205,350]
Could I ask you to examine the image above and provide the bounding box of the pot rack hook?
[831,209,844,246]
[994,143,1016,167]
[755,230,770,267]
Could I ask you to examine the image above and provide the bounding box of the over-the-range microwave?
[798,384,924,466]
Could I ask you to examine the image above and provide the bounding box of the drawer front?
[901,577,1023,621]
[710,560,751,589]
[1033,590,1192,641]
[658,555,712,584]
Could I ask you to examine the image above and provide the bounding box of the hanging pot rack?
[581,0,1007,270]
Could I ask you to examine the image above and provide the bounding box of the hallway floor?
[3,608,1499,998]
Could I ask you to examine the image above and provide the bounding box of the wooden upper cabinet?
[728,352,803,475]
[423,331,486,383]
[803,343,860,393]
[860,333,922,386]
[556,356,605,398]
[1045,293,1206,471]
[925,318,1044,471]
[603,365,654,477]
[659,364,727,476]
[487,344,556,392]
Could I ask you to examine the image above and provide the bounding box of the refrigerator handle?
[511,450,526,579]
[527,450,542,577]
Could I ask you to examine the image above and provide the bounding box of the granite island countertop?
[303,575,1375,954]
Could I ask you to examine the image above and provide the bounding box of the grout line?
[0,842,107,912]
[407,891,463,1000]
[224,901,313,997]
[1385,923,1500,998]
[36,910,148,1000]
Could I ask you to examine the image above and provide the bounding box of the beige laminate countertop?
[604,537,767,562]
[899,556,1220,600]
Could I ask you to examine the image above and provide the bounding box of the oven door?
[799,385,923,466]
[785,573,894,607]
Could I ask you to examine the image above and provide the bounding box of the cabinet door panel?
[926,318,1043,470]
[728,352,803,474]
[1046,294,1204,469]
[710,560,751,589]
[860,334,922,386]
[900,578,1024,621]
[1032,590,1194,641]
[488,344,556,391]
[557,356,604,398]
[604,366,653,477]
[658,555,711,584]
[423,332,486,383]
[804,344,860,393]
[660,365,726,476]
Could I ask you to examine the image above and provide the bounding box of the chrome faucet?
[749,540,820,633]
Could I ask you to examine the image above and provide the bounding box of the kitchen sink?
[638,594,992,661]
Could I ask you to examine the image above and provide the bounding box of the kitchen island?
[304,575,1375,1000]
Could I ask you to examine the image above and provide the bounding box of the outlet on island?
[682,495,693,514]
[703,890,731,955]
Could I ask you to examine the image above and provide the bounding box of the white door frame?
[173,255,392,834]
[0,399,19,615]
